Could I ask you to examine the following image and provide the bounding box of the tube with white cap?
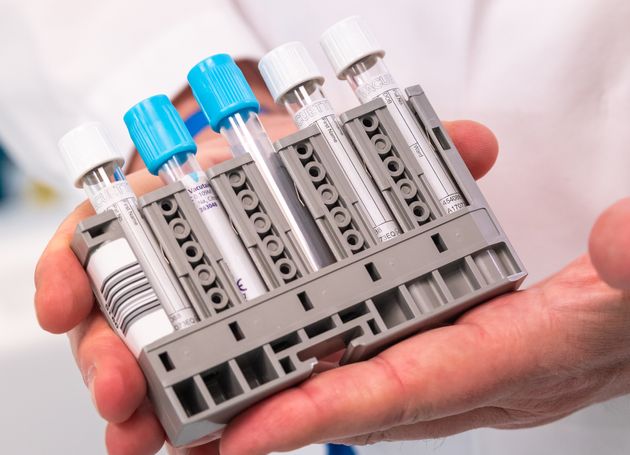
[258,42,401,243]
[124,95,267,300]
[59,122,198,346]
[187,54,334,270]
[320,16,466,215]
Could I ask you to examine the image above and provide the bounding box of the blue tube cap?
[187,54,260,132]
[124,95,197,175]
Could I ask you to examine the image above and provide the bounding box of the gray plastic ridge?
[340,98,443,230]
[275,124,378,261]
[139,182,244,319]
[205,153,313,289]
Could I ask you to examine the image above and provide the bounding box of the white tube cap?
[320,16,385,78]
[258,42,325,103]
[58,122,125,188]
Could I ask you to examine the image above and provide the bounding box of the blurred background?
[0,147,111,452]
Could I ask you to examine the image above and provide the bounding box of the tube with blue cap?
[187,54,334,271]
[124,95,267,300]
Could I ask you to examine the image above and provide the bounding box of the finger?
[69,310,146,423]
[34,200,95,333]
[589,198,630,290]
[443,120,498,180]
[220,304,530,455]
[331,406,512,446]
[105,401,165,455]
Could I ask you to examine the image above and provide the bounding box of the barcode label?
[87,238,174,356]
[101,263,161,334]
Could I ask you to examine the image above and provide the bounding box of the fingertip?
[34,247,93,333]
[105,403,165,455]
[589,198,630,290]
[93,347,146,423]
[444,120,499,179]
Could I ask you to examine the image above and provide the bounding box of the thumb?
[588,198,630,290]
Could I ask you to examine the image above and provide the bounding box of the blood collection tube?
[258,42,401,243]
[59,122,198,342]
[187,54,335,270]
[124,95,267,300]
[320,16,466,215]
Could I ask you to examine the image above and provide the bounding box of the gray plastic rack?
[72,85,526,447]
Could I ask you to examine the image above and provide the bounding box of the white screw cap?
[258,42,324,103]
[58,122,124,188]
[320,16,385,78]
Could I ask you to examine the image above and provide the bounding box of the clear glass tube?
[157,152,267,300]
[220,111,335,270]
[281,80,401,242]
[82,163,198,330]
[342,55,466,215]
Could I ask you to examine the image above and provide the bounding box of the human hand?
[34,114,499,454]
[216,198,630,454]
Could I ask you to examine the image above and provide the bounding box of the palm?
[218,253,630,455]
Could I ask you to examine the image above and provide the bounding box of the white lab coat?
[0,0,628,454]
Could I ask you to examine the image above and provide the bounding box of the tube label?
[355,73,397,103]
[87,238,174,357]
[293,99,336,129]
[354,74,466,215]
[180,172,267,300]
[92,180,136,214]
[93,180,198,330]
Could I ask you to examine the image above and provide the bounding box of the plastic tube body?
[158,153,267,299]
[282,80,401,242]
[342,55,465,215]
[82,163,198,330]
[220,111,334,270]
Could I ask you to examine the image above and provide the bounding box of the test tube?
[258,42,401,243]
[124,95,267,300]
[321,16,466,215]
[59,123,198,338]
[187,54,335,271]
